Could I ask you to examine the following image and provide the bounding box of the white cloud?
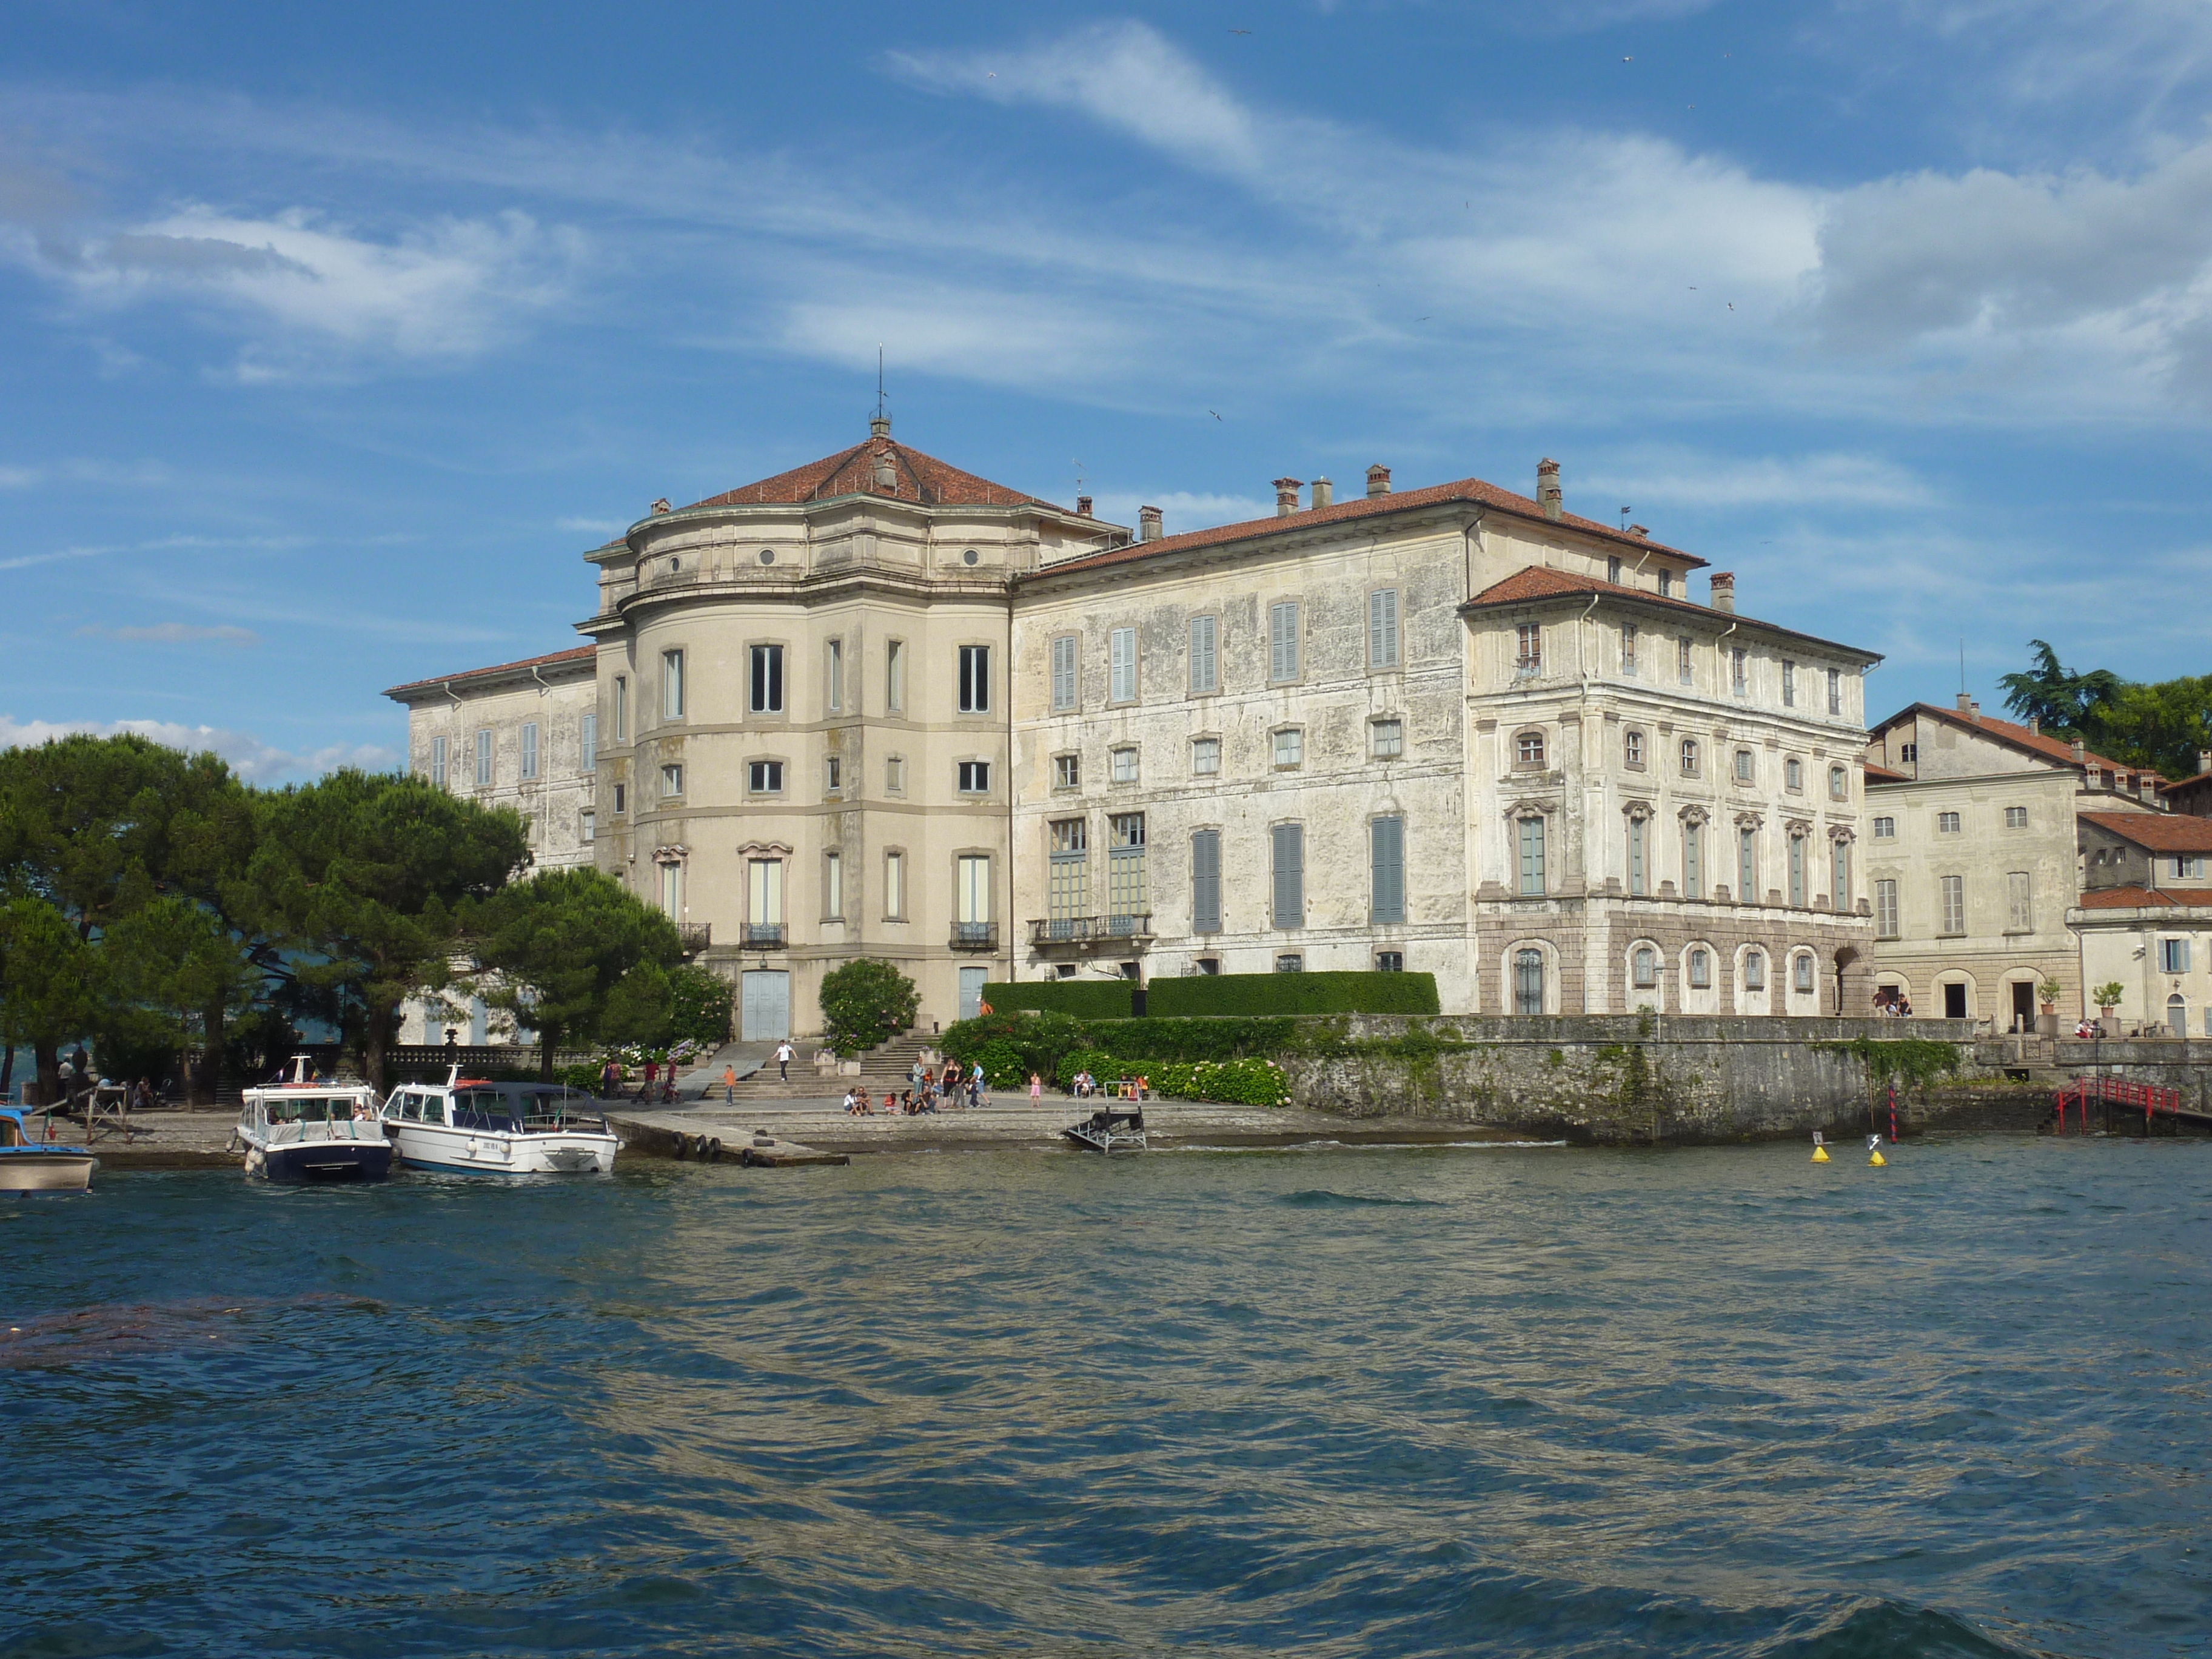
[0,458,174,491]
[1580,451,1939,511]
[0,714,396,783]
[75,622,259,646]
[1090,490,1274,534]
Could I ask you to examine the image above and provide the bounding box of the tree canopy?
[818,959,919,1056]
[1998,640,2212,780]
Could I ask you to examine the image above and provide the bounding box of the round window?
[962,548,979,566]
[759,548,775,565]
[668,558,680,573]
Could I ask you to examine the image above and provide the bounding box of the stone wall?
[1277,1014,1980,1145]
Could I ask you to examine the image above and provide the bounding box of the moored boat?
[0,1107,96,1193]
[239,1057,393,1183]
[381,1072,618,1175]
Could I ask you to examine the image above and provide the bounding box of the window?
[2178,856,2207,880]
[1827,668,1843,716]
[1786,757,1803,791]
[1049,821,1087,927]
[1794,953,1816,994]
[1276,953,1305,973]
[580,714,596,774]
[1680,739,1700,776]
[1370,815,1404,924]
[1192,737,1221,776]
[1738,826,1757,900]
[748,759,783,794]
[825,638,843,713]
[886,755,906,793]
[1053,753,1081,789]
[825,756,842,793]
[1272,823,1305,925]
[1876,878,1899,938]
[2005,805,2029,829]
[1624,729,1645,769]
[1515,623,1542,676]
[1627,817,1647,896]
[1683,820,1703,900]
[1188,615,1218,694]
[1874,816,1895,839]
[1193,957,1221,976]
[957,760,991,793]
[1368,589,1400,668]
[884,851,905,920]
[1677,636,1693,685]
[1829,765,1848,801]
[886,638,905,714]
[580,809,594,843]
[1658,569,1673,598]
[1192,830,1222,933]
[825,851,843,920]
[612,675,628,742]
[1623,623,1638,675]
[430,734,447,788]
[1050,635,1078,711]
[958,645,990,713]
[475,729,493,788]
[957,855,991,932]
[1831,840,1850,910]
[1372,719,1404,759]
[1900,742,1918,763]
[1744,950,1766,991]
[1273,728,1303,768]
[2160,937,2192,973]
[1514,948,1544,1013]
[750,644,783,714]
[1376,951,1404,973]
[1632,947,1657,988]
[662,649,685,719]
[1108,814,1146,920]
[1689,948,1712,989]
[1517,731,1546,767]
[1607,555,1622,584]
[1731,646,1748,695]
[518,723,539,780]
[747,858,782,928]
[1789,834,1806,908]
[660,763,683,797]
[1518,816,1546,896]
[2007,871,2032,932]
[1940,874,1965,935]
[1937,811,1960,834]
[1111,746,1138,783]
[612,783,625,814]
[1270,601,1301,682]
[1109,627,1137,703]
[1781,660,1795,706]
[1734,749,1754,782]
[663,860,686,920]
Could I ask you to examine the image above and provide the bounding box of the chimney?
[1273,477,1304,517]
[1366,463,1392,497]
[2028,715,2040,736]
[649,498,671,515]
[1956,691,1975,716]
[1312,477,1333,509]
[1627,524,1648,539]
[2198,748,2211,776]
[2071,738,2086,763]
[873,450,897,492]
[870,414,891,440]
[1537,458,1563,521]
[1139,504,1163,541]
[1076,495,1093,518]
[1709,572,1735,613]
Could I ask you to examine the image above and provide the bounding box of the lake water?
[5,1137,2208,1658]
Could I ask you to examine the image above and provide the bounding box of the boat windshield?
[0,1115,21,1148]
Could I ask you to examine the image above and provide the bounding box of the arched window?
[1517,730,1546,767]
[1514,948,1545,1014]
[1734,749,1754,782]
[1680,739,1700,776]
[1785,757,1803,791]
[1793,952,1816,993]
[1624,729,1645,767]
[1829,765,1849,800]
[1744,950,1766,990]
[1632,946,1658,988]
[1688,947,1712,988]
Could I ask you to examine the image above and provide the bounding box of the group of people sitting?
[843,1059,990,1115]
[599,1058,680,1104]
[1871,990,1916,1017]
[843,1086,940,1116]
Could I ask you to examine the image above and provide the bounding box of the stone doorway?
[2011,981,2036,1033]
[1943,982,1968,1020]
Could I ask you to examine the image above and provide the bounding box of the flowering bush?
[1055,1051,1290,1107]
[974,1039,1026,1090]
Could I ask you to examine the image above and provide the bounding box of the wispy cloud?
[0,713,396,782]
[1090,489,1275,535]
[0,457,175,491]
[75,622,258,646]
[1581,451,1940,511]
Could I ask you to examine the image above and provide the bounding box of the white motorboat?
[238,1059,394,1183]
[0,1107,96,1192]
[381,1071,618,1175]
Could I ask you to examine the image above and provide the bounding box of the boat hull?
[387,1124,617,1175]
[0,1152,97,1193]
[252,1140,394,1184]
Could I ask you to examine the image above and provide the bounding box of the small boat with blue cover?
[0,1107,95,1193]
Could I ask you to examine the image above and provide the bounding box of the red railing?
[2053,1074,2182,1133]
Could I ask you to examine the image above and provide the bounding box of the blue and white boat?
[380,1072,618,1175]
[238,1058,394,1183]
[0,1107,95,1193]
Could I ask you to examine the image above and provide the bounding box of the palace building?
[388,421,1881,1039]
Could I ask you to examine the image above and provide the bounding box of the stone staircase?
[728,1031,938,1101]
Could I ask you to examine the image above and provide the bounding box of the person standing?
[1028,1071,1042,1103]
[643,1057,659,1098]
[971,1061,987,1108]
[722,1063,738,1104]
[775,1039,795,1082]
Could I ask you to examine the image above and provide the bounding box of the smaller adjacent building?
[2071,811,2212,1036]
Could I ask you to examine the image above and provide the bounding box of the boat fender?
[737,1147,758,1167]
[706,1136,722,1162]
[674,1133,690,1160]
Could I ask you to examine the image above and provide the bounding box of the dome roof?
[684,422,1057,512]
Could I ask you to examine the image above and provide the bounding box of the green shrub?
[1054,1047,1118,1091]
[981,979,1133,1019]
[666,964,734,1049]
[819,959,920,1056]
[1105,1016,1302,1061]
[557,1062,605,1094]
[1148,971,1438,1017]
[974,1038,1027,1090]
[1065,1053,1292,1107]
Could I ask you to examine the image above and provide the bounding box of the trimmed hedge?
[981,980,1133,1019]
[1148,971,1439,1018]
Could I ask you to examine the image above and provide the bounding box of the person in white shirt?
[775,1039,796,1081]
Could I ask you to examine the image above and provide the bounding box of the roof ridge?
[384,645,594,700]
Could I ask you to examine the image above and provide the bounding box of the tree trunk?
[538,1025,557,1082]
[363,1000,397,1098]
[193,999,227,1105]
[0,1045,12,1097]
[34,1042,59,1108]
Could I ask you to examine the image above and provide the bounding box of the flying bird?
[1727,302,1735,310]
[1230,27,1252,34]
[1208,409,1223,421]
[1623,55,1633,61]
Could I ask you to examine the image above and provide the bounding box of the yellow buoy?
[1869,1148,1886,1167]
[1812,1145,1830,1163]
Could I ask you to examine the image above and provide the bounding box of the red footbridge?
[2052,1074,2206,1134]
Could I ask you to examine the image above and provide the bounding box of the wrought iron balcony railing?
[676,922,712,956]
[741,923,785,949]
[1028,914,1154,947]
[950,922,999,951]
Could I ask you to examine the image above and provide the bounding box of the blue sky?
[4,1,2210,779]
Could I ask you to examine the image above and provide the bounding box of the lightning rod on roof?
[876,345,885,422]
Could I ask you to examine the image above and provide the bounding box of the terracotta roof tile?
[1031,475,1707,578]
[1863,760,1911,783]
[1462,566,1878,659]
[2079,811,2212,852]
[683,435,1057,512]
[2075,885,2212,909]
[2160,771,2212,793]
[384,645,595,700]
[1875,703,2135,774]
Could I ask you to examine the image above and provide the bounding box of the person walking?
[971,1061,987,1108]
[643,1057,660,1099]
[600,1057,622,1099]
[722,1063,738,1104]
[775,1039,795,1082]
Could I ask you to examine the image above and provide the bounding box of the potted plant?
[2037,979,2064,1037]
[2093,982,2125,1037]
